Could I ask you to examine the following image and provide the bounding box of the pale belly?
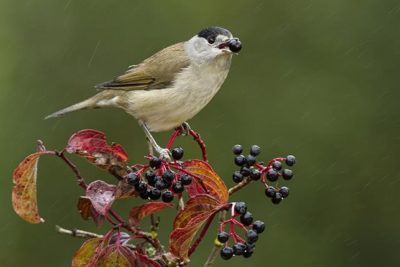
[121,58,231,132]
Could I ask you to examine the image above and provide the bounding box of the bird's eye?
[207,37,215,44]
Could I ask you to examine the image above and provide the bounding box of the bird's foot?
[155,146,171,161]
[179,122,192,136]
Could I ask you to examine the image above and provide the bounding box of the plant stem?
[188,129,208,161]
[55,150,88,189]
[166,128,182,150]
[203,246,220,267]
[203,210,227,267]
[228,177,252,195]
[55,225,103,239]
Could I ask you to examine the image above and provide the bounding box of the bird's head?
[185,26,242,64]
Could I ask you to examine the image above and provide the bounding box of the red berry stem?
[166,127,182,150]
[188,128,208,162]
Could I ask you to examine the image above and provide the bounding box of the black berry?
[171,147,184,160]
[240,211,254,226]
[246,242,256,251]
[272,161,282,171]
[181,174,192,185]
[279,186,289,198]
[140,189,150,200]
[233,242,246,255]
[240,166,251,177]
[162,170,175,183]
[127,172,140,186]
[149,188,161,200]
[243,248,254,258]
[252,220,265,234]
[228,38,242,53]
[285,155,296,166]
[234,155,247,166]
[220,247,234,260]
[232,144,243,155]
[246,155,257,166]
[217,231,230,243]
[265,186,276,198]
[149,157,162,169]
[246,229,259,244]
[250,145,261,156]
[135,181,147,193]
[172,182,184,193]
[282,169,293,180]
[162,190,174,202]
[250,168,261,180]
[232,171,244,183]
[272,192,283,204]
[266,169,279,182]
[145,170,156,184]
[155,178,167,190]
[234,202,247,215]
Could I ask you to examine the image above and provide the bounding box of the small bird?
[46,26,242,157]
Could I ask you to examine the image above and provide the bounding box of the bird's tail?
[44,91,119,119]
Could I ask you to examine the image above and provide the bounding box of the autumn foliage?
[12,128,296,266]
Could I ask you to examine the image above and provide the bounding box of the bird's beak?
[218,38,242,54]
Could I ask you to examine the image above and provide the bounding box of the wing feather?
[95,42,189,91]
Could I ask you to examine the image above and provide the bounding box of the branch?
[203,246,220,267]
[228,177,252,195]
[188,129,208,162]
[56,225,103,239]
[55,150,88,189]
[203,210,227,267]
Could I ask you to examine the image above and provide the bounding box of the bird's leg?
[139,121,171,160]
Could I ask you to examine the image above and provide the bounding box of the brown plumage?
[95,42,190,91]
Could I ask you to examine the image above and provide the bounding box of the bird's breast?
[123,56,232,132]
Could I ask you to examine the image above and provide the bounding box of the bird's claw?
[157,148,171,161]
[180,122,191,136]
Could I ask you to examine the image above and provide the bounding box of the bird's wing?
[95,42,190,91]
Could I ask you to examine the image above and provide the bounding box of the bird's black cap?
[198,27,232,40]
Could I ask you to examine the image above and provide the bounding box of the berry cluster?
[125,147,192,203]
[232,144,296,205]
[264,155,295,204]
[232,144,262,183]
[218,202,266,260]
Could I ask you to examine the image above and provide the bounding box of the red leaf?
[12,151,51,224]
[183,160,229,204]
[66,129,108,154]
[173,195,220,229]
[85,180,116,216]
[133,253,161,267]
[66,129,129,175]
[169,194,223,261]
[115,180,137,199]
[111,143,129,162]
[77,197,105,227]
[91,245,135,267]
[129,202,173,226]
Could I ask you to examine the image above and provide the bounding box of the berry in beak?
[218,38,242,53]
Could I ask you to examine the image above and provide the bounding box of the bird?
[45,26,242,158]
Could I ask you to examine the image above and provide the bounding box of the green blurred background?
[1,0,400,266]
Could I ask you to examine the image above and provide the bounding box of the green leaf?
[72,238,103,267]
